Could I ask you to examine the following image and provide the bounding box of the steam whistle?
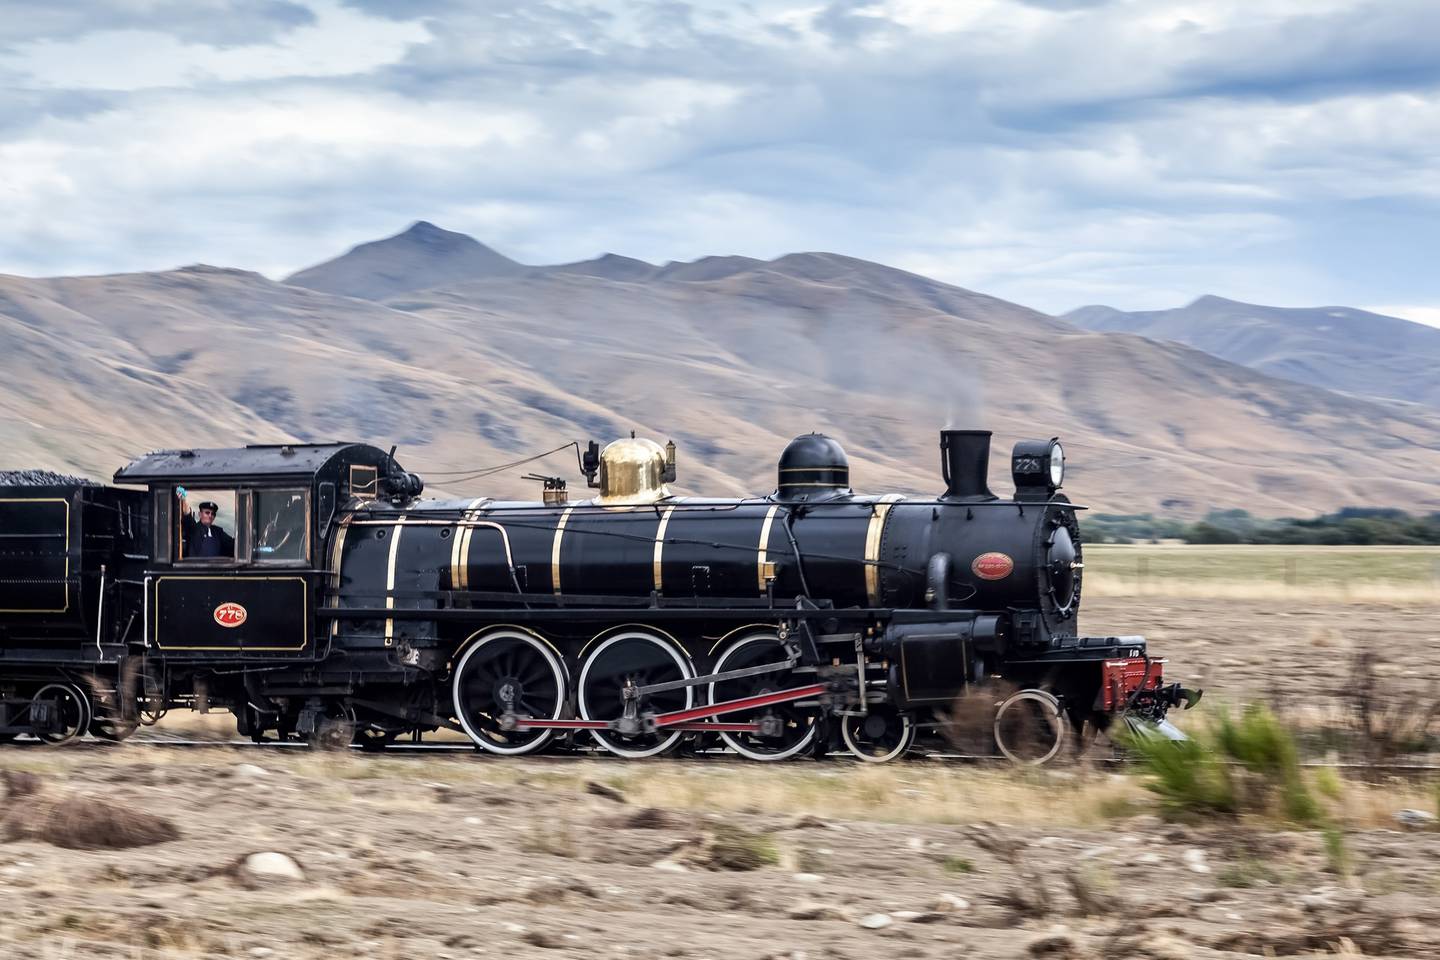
[581,440,602,488]
[663,439,677,483]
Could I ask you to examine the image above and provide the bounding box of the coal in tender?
[0,469,99,486]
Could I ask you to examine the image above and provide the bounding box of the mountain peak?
[544,253,657,281]
[1188,294,1244,309]
[284,222,527,300]
[1062,304,1132,329]
[398,220,472,246]
[175,264,267,282]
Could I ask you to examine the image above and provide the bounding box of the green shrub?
[1313,766,1344,801]
[1087,507,1440,545]
[1094,794,1143,820]
[706,825,779,870]
[941,855,974,874]
[1123,704,1319,825]
[518,821,579,858]
[1123,730,1236,818]
[1216,857,1281,888]
[1322,826,1351,876]
[1214,704,1296,775]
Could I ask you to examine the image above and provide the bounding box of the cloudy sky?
[2,0,1438,319]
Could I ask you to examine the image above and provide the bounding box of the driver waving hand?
[178,489,235,559]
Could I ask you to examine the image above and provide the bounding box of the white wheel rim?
[842,710,914,763]
[453,630,567,756]
[35,683,91,744]
[710,634,818,762]
[579,631,693,759]
[993,689,1066,766]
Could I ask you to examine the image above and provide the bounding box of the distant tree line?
[1086,508,1440,545]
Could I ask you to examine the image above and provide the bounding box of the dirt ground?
[3,594,1440,960]
[1083,596,1440,706]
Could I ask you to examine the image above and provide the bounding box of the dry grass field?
[3,546,1440,959]
[1084,544,1440,604]
[3,747,1440,960]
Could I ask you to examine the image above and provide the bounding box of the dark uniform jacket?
[182,514,235,558]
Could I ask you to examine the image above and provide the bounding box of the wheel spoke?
[518,662,549,687]
[844,707,913,762]
[33,684,90,745]
[711,635,819,761]
[453,632,565,755]
[580,632,693,759]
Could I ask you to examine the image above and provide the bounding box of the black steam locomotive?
[0,429,1196,762]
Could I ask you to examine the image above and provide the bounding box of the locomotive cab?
[113,443,395,659]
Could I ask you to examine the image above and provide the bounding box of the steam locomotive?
[0,429,1197,762]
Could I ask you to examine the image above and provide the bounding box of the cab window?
[253,489,309,564]
[173,487,238,563]
[349,465,378,499]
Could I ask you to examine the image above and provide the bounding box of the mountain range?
[2,221,1438,518]
[1066,296,1440,411]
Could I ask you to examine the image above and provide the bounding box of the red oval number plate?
[972,552,1014,581]
[214,602,248,628]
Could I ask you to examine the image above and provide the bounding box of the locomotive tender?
[0,429,1196,761]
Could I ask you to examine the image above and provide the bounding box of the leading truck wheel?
[993,689,1070,766]
[579,630,694,759]
[91,658,143,741]
[709,633,819,762]
[90,714,140,742]
[841,706,915,762]
[453,630,568,756]
[33,683,91,745]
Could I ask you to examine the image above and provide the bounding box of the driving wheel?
[709,633,818,761]
[453,630,567,755]
[579,630,694,758]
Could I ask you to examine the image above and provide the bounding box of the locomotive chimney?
[939,430,996,502]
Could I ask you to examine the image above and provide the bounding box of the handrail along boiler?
[0,430,1198,759]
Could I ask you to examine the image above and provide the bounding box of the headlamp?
[1011,437,1065,499]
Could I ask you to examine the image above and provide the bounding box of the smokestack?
[939,430,996,502]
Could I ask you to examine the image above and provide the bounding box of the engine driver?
[178,489,235,559]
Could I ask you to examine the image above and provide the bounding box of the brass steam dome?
[596,437,673,505]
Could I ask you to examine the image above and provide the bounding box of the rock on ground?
[238,852,305,886]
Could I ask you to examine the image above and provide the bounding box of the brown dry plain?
[3,547,1440,960]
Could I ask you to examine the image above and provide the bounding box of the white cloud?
[0,0,317,46]
[872,0,1052,33]
[0,0,425,90]
[0,0,1438,319]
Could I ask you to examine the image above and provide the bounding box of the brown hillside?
[3,244,1439,517]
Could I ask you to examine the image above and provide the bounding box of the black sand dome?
[775,433,852,501]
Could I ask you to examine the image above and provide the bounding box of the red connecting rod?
[652,683,827,727]
[509,682,828,733]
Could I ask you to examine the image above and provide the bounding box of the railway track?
[6,733,1439,777]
